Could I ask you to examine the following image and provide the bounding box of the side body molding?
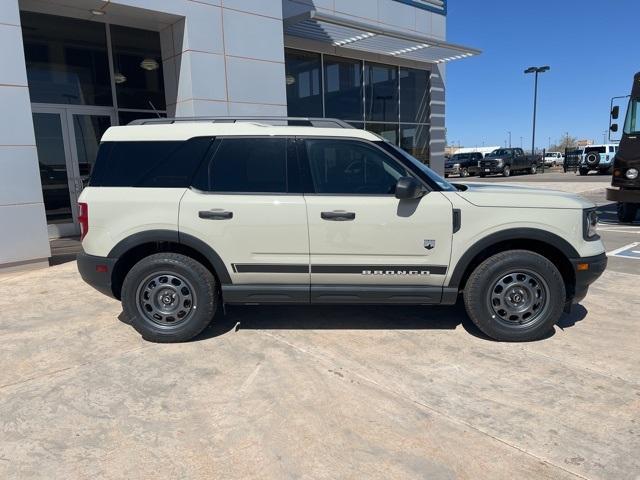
[447,228,580,289]
[107,229,232,284]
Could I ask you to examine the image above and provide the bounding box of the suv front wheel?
[122,253,218,342]
[463,250,565,341]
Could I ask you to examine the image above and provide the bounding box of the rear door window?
[192,137,292,193]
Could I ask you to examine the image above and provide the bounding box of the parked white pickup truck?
[544,152,564,167]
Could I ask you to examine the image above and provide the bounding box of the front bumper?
[77,251,118,298]
[606,187,640,203]
[479,165,503,174]
[445,165,479,176]
[569,252,607,303]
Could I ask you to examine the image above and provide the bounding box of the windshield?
[488,149,510,156]
[452,153,471,160]
[624,98,640,134]
[377,142,457,192]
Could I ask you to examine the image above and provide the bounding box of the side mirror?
[395,176,424,200]
[611,105,619,120]
[610,123,618,132]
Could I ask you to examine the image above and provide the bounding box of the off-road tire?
[502,165,511,177]
[122,253,217,343]
[463,250,565,342]
[585,152,600,167]
[617,202,639,223]
[530,163,537,174]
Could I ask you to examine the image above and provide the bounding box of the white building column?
[159,0,287,117]
[0,0,50,270]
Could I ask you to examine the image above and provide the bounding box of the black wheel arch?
[108,229,232,299]
[448,228,579,298]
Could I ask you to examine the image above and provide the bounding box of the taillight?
[78,202,89,240]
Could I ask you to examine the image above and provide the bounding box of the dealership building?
[0,0,478,271]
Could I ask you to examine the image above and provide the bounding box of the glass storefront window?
[323,56,363,121]
[401,124,430,164]
[400,68,430,124]
[364,62,398,122]
[366,123,399,145]
[118,111,166,126]
[21,12,112,106]
[285,49,323,117]
[111,25,165,110]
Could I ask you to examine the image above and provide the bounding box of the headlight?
[495,159,503,166]
[454,163,460,168]
[626,168,639,180]
[584,209,599,239]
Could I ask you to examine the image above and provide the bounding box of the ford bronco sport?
[77,117,607,343]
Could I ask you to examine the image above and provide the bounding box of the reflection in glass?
[400,68,430,123]
[324,56,363,121]
[118,111,167,126]
[285,49,323,117]
[401,124,430,165]
[73,115,112,187]
[21,12,112,106]
[111,25,165,110]
[33,113,72,224]
[365,63,398,122]
[366,123,399,145]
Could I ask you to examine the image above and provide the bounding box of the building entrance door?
[31,105,115,238]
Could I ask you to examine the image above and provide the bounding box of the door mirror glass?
[611,105,619,120]
[610,123,618,132]
[395,176,423,200]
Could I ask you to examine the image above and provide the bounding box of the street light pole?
[507,131,512,147]
[524,66,550,157]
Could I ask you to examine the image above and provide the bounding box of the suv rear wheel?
[122,253,217,342]
[463,250,565,341]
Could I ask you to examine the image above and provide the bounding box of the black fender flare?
[447,228,579,289]
[108,229,232,284]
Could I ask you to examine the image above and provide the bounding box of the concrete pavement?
[1,266,639,479]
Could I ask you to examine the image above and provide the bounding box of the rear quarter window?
[89,137,214,187]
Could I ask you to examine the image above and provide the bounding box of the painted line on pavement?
[606,242,640,259]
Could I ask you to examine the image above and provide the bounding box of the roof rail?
[128,116,355,129]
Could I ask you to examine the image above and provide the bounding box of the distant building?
[576,139,594,148]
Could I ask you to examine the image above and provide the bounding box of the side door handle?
[199,209,233,220]
[321,210,355,221]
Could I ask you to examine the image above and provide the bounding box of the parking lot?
[1,172,638,480]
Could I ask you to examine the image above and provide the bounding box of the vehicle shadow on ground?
[188,301,588,343]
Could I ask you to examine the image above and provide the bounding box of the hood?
[455,183,594,209]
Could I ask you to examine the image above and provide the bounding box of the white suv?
[77,118,607,343]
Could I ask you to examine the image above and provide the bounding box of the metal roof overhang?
[283,10,480,64]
